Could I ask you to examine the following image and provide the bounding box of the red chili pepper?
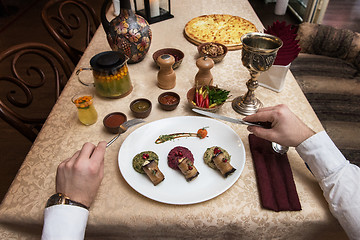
[195,88,200,106]
[204,95,209,108]
[198,94,204,107]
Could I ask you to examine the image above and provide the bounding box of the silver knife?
[192,108,271,128]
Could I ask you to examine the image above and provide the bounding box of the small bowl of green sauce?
[130,98,152,118]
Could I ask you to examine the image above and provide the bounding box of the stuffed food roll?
[212,151,236,178]
[142,160,165,186]
[178,157,199,181]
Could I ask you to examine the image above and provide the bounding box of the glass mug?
[72,93,98,125]
[76,51,133,98]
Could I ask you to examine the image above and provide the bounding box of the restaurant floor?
[0,0,358,203]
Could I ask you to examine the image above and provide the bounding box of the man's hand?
[56,141,106,208]
[243,104,315,147]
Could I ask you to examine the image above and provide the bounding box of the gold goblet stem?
[243,70,260,104]
[232,70,263,115]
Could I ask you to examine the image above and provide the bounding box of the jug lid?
[90,51,127,73]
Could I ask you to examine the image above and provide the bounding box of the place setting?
[67,0,306,210]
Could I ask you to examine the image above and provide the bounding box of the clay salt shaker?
[195,56,214,87]
[157,54,176,89]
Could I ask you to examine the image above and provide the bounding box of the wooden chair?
[0,42,72,142]
[41,0,100,66]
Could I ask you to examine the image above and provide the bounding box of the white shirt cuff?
[42,204,89,240]
[295,131,348,181]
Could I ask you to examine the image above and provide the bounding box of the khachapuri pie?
[184,14,257,49]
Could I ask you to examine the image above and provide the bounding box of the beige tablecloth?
[0,0,347,239]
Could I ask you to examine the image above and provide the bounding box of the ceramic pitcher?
[101,0,152,64]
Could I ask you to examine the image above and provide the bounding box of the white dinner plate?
[118,116,246,205]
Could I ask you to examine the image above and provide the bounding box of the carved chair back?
[0,42,72,142]
[41,0,100,66]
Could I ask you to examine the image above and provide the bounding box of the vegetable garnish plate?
[118,116,245,205]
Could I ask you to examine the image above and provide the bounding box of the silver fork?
[106,119,145,148]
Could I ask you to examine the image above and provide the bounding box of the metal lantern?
[133,0,174,24]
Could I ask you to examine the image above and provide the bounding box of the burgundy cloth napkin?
[249,134,301,212]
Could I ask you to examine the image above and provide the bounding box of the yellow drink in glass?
[72,94,98,125]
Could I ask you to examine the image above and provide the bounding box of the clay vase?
[101,0,152,64]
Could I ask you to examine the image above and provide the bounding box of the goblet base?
[232,95,263,116]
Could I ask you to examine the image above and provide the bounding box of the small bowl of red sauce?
[158,92,180,111]
[130,98,152,118]
[103,112,127,134]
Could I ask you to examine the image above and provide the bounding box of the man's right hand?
[55,141,106,208]
[243,104,315,147]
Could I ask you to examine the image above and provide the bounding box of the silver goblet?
[233,33,288,154]
[232,32,283,116]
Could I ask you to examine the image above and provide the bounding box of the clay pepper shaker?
[157,54,176,89]
[194,56,214,87]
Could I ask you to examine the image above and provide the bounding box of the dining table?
[0,0,348,239]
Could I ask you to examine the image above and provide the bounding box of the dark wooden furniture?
[41,0,100,66]
[0,42,72,142]
[0,0,9,16]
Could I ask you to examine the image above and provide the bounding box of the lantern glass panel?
[160,0,170,13]
[133,0,173,24]
[134,0,144,10]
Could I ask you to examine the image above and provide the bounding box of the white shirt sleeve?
[42,204,89,240]
[296,131,360,240]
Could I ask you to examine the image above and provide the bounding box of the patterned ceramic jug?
[101,0,152,64]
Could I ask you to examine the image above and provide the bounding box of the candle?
[112,0,120,16]
[150,0,160,17]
